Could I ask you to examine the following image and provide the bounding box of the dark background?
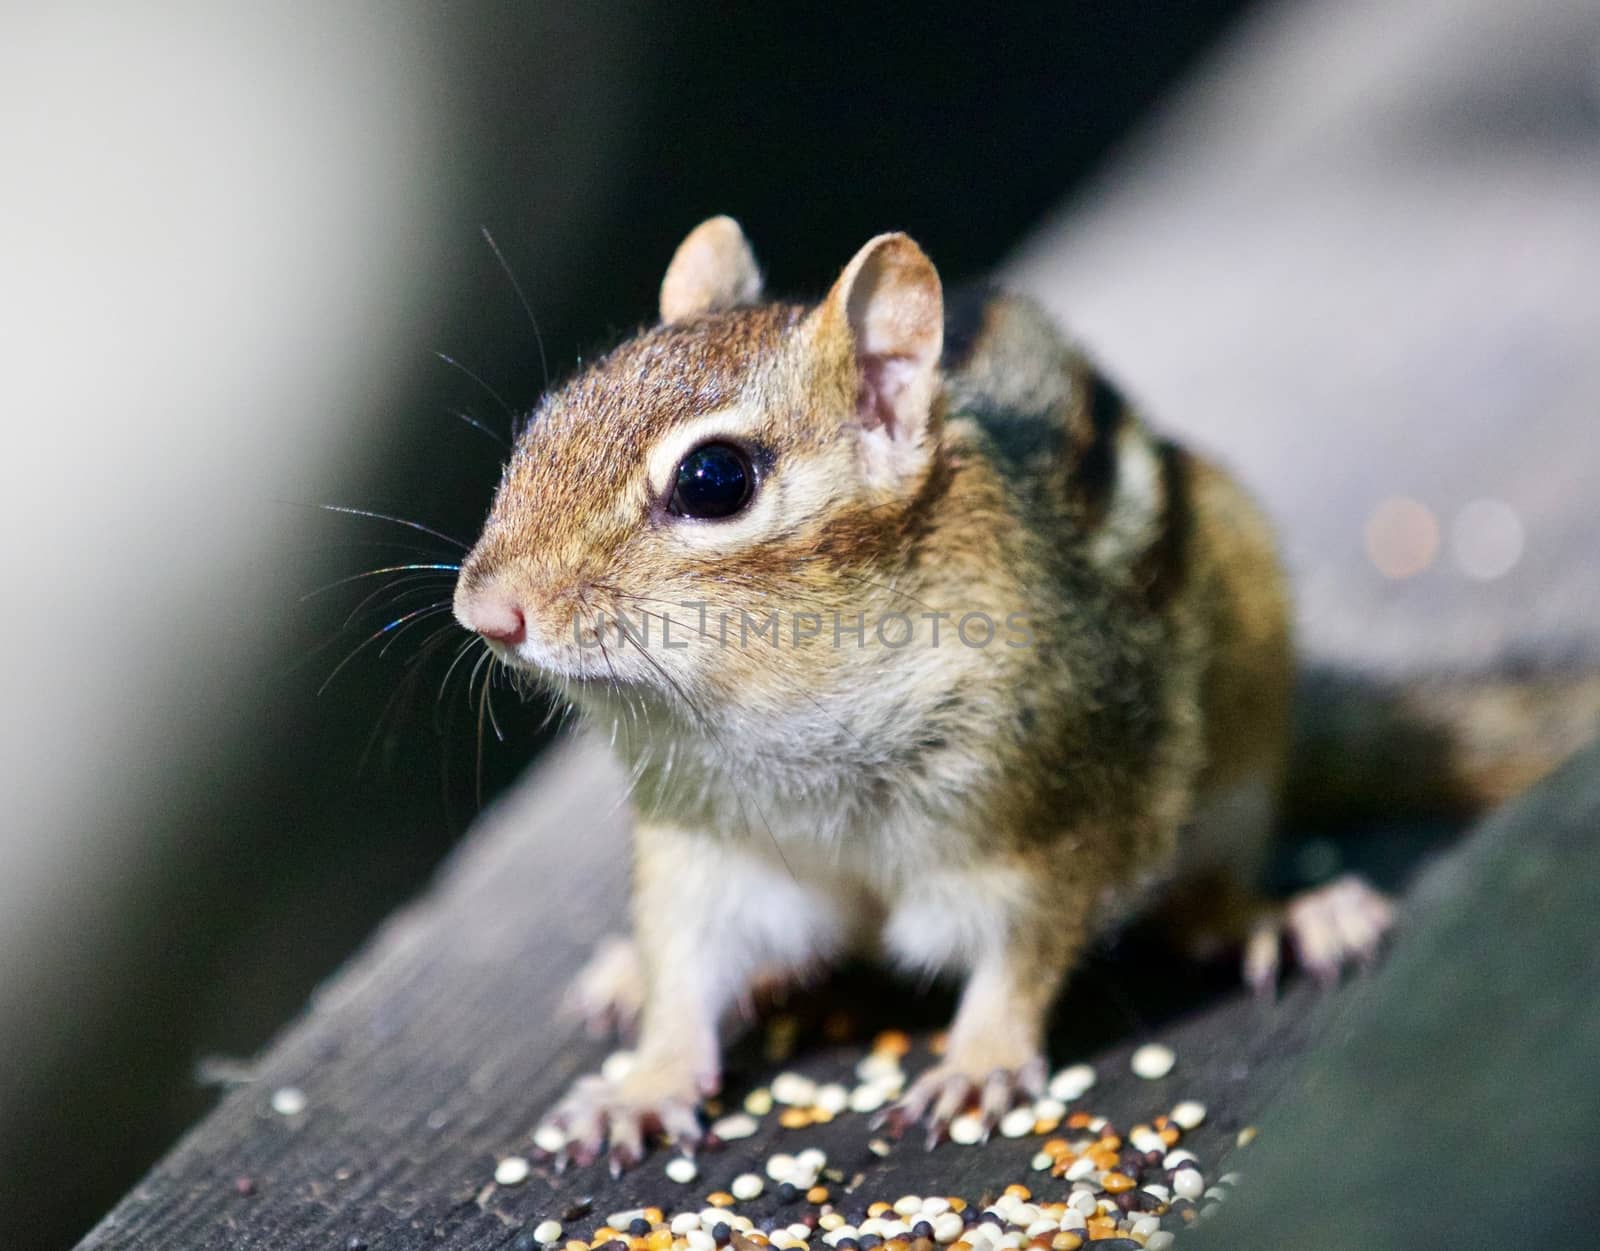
[4,7,1258,1248]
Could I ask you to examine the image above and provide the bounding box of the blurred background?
[5,2,1599,1248]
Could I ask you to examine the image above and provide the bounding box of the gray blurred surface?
[1009,0,1600,677]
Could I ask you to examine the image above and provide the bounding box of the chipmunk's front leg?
[882,858,1088,1146]
[543,821,847,1173]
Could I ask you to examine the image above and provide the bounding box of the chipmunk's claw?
[1246,874,1396,998]
[539,1070,703,1175]
[883,1055,1045,1150]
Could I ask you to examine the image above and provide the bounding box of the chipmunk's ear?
[659,216,764,324]
[816,233,943,477]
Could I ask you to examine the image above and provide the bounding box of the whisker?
[342,574,457,630]
[322,504,470,553]
[481,225,551,396]
[438,635,483,710]
[300,562,461,602]
[434,350,515,423]
[378,604,454,659]
[447,406,510,450]
[318,602,452,696]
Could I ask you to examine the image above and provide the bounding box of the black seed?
[562,1199,594,1222]
[778,1182,799,1203]
[629,1219,651,1238]
[837,1240,859,1251]
[512,1235,540,1251]
[912,1222,934,1239]
[346,1240,368,1251]
[712,1223,732,1246]
[860,1236,884,1249]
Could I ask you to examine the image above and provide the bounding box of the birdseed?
[495,1156,531,1186]
[1129,1043,1176,1079]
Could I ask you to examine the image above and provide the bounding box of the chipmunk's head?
[453,216,946,707]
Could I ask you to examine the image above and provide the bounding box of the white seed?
[1064,1156,1098,1181]
[1030,1151,1053,1172]
[666,1156,699,1184]
[687,1231,716,1251]
[1130,1216,1160,1238]
[1024,1219,1057,1238]
[1087,1117,1108,1133]
[1129,1043,1176,1079]
[879,1221,909,1240]
[993,1193,1019,1218]
[932,1213,965,1243]
[1220,1171,1243,1187]
[493,1156,530,1186]
[1047,1064,1096,1102]
[533,1220,563,1244]
[921,1198,950,1216]
[949,1114,984,1145]
[699,1209,727,1228]
[1030,1097,1067,1122]
[1237,1125,1258,1147]
[601,1050,636,1082]
[270,1086,307,1116]
[1163,1149,1197,1169]
[772,1072,817,1106]
[1013,1204,1042,1227]
[859,1219,884,1238]
[894,1195,923,1217]
[671,1214,701,1234]
[1170,1099,1206,1130]
[711,1113,760,1140]
[744,1087,775,1116]
[532,1123,566,1154]
[999,1107,1036,1139]
[1068,1192,1098,1217]
[769,1233,797,1250]
[609,1209,645,1229]
[1141,1184,1171,1202]
[1147,1234,1176,1251]
[798,1147,827,1171]
[1173,1167,1205,1200]
[848,1084,886,1114]
[997,1235,1023,1251]
[819,1215,844,1232]
[1205,1187,1229,1203]
[856,1052,902,1081]
[1129,1128,1165,1154]
[822,1227,858,1246]
[731,1216,756,1233]
[788,1223,814,1240]
[814,1083,850,1115]
[731,1173,764,1200]
[766,1153,799,1182]
[1059,1208,1086,1232]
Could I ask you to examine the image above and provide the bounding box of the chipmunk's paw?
[1245,874,1396,998]
[562,935,643,1040]
[879,1053,1046,1150]
[538,1059,705,1176]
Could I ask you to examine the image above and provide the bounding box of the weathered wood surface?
[1189,739,1600,1250]
[77,738,1336,1251]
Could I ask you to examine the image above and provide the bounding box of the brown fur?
[454,224,1294,1157]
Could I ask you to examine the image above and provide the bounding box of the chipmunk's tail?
[1284,666,1600,829]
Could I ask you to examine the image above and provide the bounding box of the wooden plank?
[78,736,1335,1250]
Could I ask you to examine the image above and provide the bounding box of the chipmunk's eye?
[669,441,755,520]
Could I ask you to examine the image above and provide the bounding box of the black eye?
[669,441,755,519]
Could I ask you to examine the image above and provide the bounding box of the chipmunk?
[452,216,1396,1168]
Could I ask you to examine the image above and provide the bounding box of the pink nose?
[463,594,526,646]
